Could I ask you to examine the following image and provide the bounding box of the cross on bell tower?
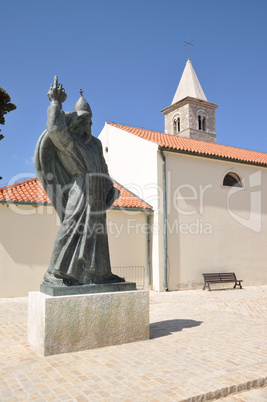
[184,39,194,59]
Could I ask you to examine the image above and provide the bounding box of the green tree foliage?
[0,87,17,180]
[0,87,16,134]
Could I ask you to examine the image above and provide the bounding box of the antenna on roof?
[184,39,194,60]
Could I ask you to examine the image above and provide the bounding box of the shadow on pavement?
[150,319,203,339]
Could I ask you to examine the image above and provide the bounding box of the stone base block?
[40,281,136,296]
[28,290,149,356]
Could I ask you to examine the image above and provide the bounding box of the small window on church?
[198,115,202,130]
[173,117,180,134]
[223,172,242,187]
[202,117,206,131]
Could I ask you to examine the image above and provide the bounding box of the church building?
[1,59,267,296]
[99,59,267,291]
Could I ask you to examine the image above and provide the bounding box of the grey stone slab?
[40,281,136,296]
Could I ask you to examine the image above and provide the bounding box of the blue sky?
[1,0,266,185]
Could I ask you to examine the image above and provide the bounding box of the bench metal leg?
[203,281,211,291]
[234,282,242,289]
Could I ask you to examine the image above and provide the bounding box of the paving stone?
[0,287,266,400]
[221,386,267,401]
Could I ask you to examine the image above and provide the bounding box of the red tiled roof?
[0,177,51,204]
[108,123,267,166]
[112,181,151,210]
[0,177,152,210]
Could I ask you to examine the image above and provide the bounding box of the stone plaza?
[0,286,266,401]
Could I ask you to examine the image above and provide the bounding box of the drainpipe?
[147,211,152,286]
[160,149,168,291]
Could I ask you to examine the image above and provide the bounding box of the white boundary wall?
[0,205,149,297]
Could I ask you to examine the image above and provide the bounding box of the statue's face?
[76,114,92,138]
[82,115,92,134]
[67,112,92,140]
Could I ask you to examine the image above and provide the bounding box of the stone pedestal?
[40,281,136,296]
[28,290,149,356]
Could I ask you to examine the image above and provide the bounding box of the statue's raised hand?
[47,76,67,104]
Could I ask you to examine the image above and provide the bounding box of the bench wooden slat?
[207,280,243,283]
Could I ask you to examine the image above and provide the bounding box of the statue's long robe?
[34,109,117,284]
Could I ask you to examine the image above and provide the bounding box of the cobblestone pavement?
[221,386,267,401]
[0,286,266,401]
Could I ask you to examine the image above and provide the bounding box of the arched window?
[198,115,202,130]
[173,117,180,134]
[198,114,206,131]
[223,172,242,187]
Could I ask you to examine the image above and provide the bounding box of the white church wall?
[165,152,267,290]
[99,124,165,291]
[99,124,159,208]
[0,204,149,297]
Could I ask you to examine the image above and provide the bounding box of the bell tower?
[161,59,218,143]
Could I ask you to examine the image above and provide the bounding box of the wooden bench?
[202,273,243,291]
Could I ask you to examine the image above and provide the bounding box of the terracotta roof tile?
[108,123,267,166]
[112,181,152,210]
[0,177,51,204]
[0,177,152,211]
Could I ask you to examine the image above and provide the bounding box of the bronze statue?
[34,77,124,286]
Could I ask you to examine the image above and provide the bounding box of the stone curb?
[180,376,267,401]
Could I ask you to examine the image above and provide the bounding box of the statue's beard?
[66,112,92,142]
[68,121,91,141]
